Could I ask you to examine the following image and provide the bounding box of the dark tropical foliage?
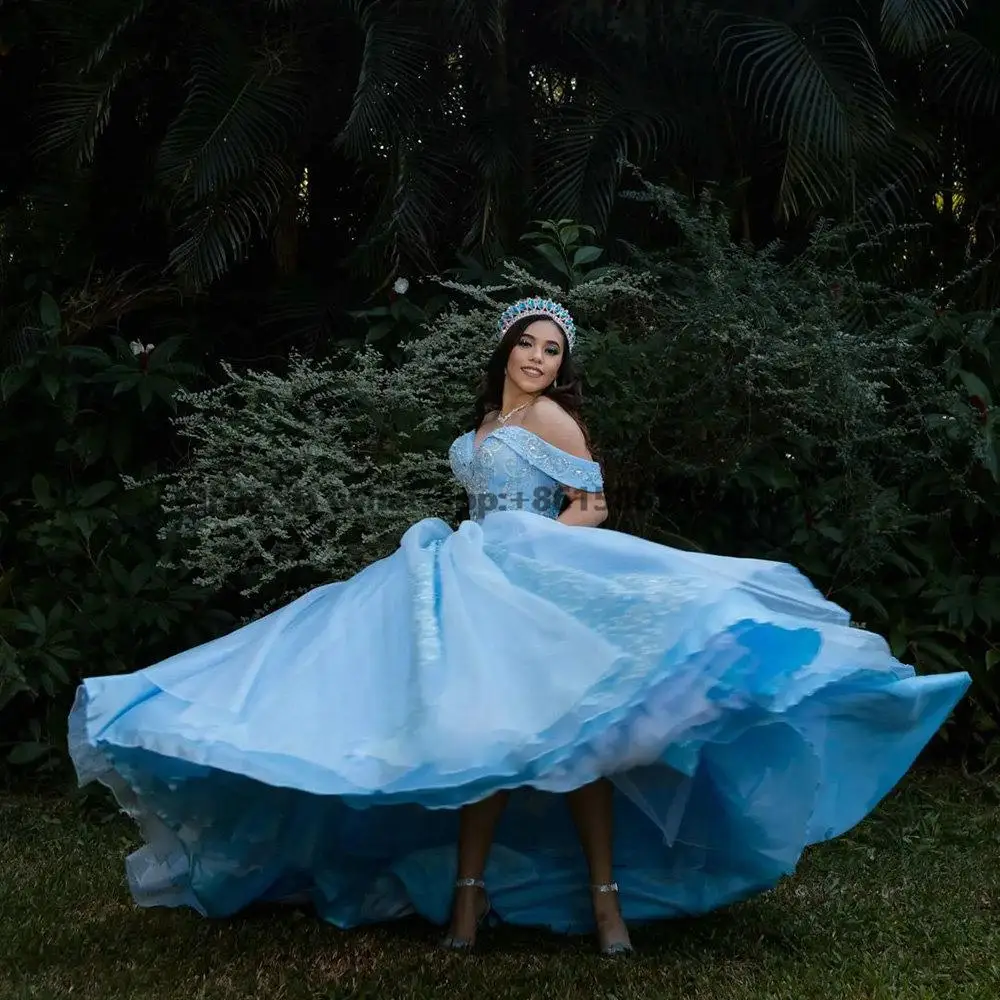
[9,0,1000,290]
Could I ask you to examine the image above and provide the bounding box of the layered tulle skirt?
[69,512,969,932]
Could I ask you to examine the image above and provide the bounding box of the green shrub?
[0,291,230,773]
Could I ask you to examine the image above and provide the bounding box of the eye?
[545,345,560,356]
[518,337,532,348]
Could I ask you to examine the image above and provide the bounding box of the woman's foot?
[591,882,633,956]
[441,877,491,951]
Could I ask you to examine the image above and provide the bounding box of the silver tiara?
[497,297,576,350]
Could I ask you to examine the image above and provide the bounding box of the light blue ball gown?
[69,424,970,932]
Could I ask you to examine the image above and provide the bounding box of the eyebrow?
[520,333,563,348]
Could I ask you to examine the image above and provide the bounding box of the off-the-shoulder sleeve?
[497,426,604,492]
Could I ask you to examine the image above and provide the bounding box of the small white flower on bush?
[130,340,154,356]
[393,277,410,295]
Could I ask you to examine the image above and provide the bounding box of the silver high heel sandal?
[440,877,493,951]
[591,881,634,957]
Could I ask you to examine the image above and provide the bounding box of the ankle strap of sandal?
[455,877,486,889]
[591,881,620,893]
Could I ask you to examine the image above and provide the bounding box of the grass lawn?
[1,768,998,1000]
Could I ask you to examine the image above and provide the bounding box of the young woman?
[442,305,629,953]
[70,297,970,957]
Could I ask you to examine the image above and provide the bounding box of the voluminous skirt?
[69,512,970,932]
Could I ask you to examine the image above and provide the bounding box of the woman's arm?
[559,486,608,527]
[522,398,608,528]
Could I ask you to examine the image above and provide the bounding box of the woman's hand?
[559,486,608,527]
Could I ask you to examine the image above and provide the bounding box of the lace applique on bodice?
[448,425,603,521]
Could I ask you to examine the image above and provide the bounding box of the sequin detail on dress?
[449,426,603,521]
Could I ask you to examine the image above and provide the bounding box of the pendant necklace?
[496,400,533,426]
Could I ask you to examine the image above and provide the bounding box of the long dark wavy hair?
[472,315,592,448]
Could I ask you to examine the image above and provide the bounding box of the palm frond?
[881,0,968,56]
[167,154,300,287]
[715,15,893,162]
[32,0,150,165]
[352,135,460,276]
[535,82,675,230]
[156,29,308,204]
[924,29,1000,115]
[779,117,937,225]
[337,0,443,161]
[83,0,149,72]
[777,139,851,221]
[854,124,938,224]
[35,70,130,166]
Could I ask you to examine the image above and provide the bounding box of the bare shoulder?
[523,397,592,460]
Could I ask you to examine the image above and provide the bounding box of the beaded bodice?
[448,426,603,522]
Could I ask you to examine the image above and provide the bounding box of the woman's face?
[505,319,565,395]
